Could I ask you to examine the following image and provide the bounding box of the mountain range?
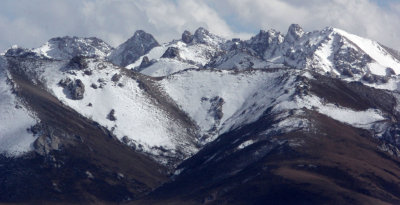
[1,24,400,204]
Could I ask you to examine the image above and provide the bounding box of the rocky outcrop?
[69,79,85,100]
[5,46,44,59]
[139,56,152,68]
[182,30,194,44]
[66,56,88,70]
[107,109,117,121]
[111,73,122,82]
[161,47,180,59]
[59,78,85,100]
[108,30,159,67]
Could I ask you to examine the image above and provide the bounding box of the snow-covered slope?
[158,69,389,144]
[11,57,199,165]
[0,57,38,156]
[335,28,400,75]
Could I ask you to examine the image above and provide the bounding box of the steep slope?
[108,30,160,67]
[138,69,400,205]
[0,56,38,156]
[1,56,169,203]
[4,55,200,166]
[157,69,295,143]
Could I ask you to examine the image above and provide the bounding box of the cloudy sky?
[1,0,400,51]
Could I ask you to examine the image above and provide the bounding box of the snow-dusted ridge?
[33,36,113,60]
[2,24,400,163]
[119,24,400,90]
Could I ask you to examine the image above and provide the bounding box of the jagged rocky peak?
[182,30,194,44]
[108,30,159,67]
[246,29,284,56]
[192,27,225,46]
[194,27,210,42]
[285,23,305,43]
[34,36,113,60]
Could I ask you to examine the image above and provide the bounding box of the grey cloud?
[209,0,400,50]
[0,0,399,52]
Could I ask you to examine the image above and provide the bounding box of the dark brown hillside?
[133,73,400,205]
[135,111,400,205]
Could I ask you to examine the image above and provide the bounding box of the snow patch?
[237,140,255,150]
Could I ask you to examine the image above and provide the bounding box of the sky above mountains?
[0,0,399,52]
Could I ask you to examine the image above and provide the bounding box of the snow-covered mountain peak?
[108,30,159,67]
[331,28,400,75]
[285,24,305,43]
[246,29,284,57]
[33,36,113,60]
[192,27,226,46]
[98,24,400,85]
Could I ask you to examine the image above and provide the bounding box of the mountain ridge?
[1,24,400,204]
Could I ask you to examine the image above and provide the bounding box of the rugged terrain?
[1,24,400,204]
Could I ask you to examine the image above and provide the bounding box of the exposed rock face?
[139,56,153,69]
[33,132,62,155]
[107,109,117,121]
[66,56,88,70]
[208,96,224,122]
[246,29,283,57]
[5,46,44,59]
[161,47,180,59]
[111,73,122,82]
[192,27,225,46]
[285,24,305,43]
[59,78,85,100]
[70,79,85,100]
[182,30,194,44]
[108,30,159,67]
[193,27,211,44]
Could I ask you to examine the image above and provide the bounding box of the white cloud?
[0,0,399,51]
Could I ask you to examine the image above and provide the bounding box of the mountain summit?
[108,30,160,67]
